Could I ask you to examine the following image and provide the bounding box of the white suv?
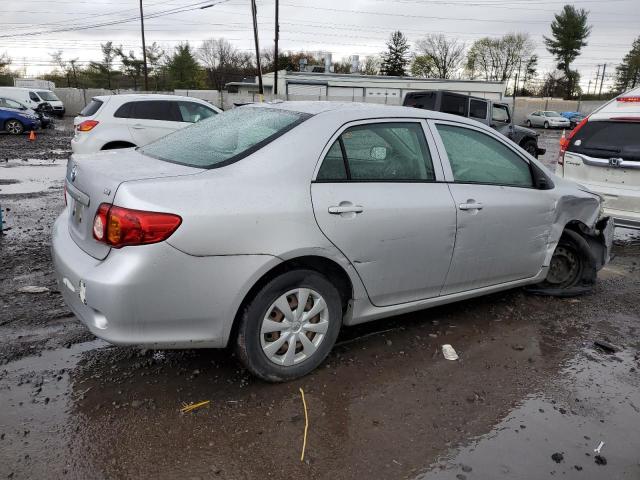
[557,87,640,229]
[71,94,222,154]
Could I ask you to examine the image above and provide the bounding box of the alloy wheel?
[6,120,23,135]
[260,288,329,366]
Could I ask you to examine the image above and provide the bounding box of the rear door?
[311,119,457,306]
[430,120,555,294]
[563,119,640,219]
[128,100,183,146]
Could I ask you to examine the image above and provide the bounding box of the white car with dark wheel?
[526,110,571,129]
[53,102,613,382]
[71,94,221,154]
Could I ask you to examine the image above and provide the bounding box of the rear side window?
[140,107,309,168]
[178,101,217,123]
[568,121,640,161]
[469,99,488,120]
[317,122,435,181]
[403,92,436,110]
[131,101,181,121]
[436,124,533,187]
[113,102,133,118]
[440,93,468,117]
[79,99,104,117]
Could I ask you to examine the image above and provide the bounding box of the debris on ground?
[594,440,605,454]
[17,286,50,294]
[595,455,607,465]
[512,344,525,351]
[551,452,564,463]
[594,340,618,354]
[180,400,210,414]
[299,388,309,462]
[442,344,459,361]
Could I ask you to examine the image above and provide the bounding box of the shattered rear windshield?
[140,107,310,168]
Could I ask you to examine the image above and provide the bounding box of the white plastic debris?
[442,344,459,361]
[17,286,49,294]
[594,441,605,454]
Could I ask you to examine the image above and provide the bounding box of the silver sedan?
[53,102,613,381]
[526,110,571,129]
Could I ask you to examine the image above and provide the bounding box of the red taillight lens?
[617,96,640,103]
[92,203,182,248]
[77,120,99,132]
[558,116,589,165]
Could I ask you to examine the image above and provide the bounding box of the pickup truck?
[403,90,545,158]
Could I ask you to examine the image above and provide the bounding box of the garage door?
[288,83,328,98]
[328,86,365,99]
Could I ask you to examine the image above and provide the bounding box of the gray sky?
[2,0,638,91]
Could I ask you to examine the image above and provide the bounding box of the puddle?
[415,348,640,480]
[0,159,66,195]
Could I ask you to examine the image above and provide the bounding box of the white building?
[226,71,506,104]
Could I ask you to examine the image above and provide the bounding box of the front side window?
[141,107,309,168]
[29,92,40,102]
[492,105,510,123]
[178,101,217,123]
[317,122,435,181]
[0,98,24,109]
[36,91,59,101]
[436,124,533,187]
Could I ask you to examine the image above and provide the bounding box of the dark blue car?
[0,97,41,134]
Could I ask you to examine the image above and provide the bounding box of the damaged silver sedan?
[52,102,613,381]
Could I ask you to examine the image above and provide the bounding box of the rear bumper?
[51,210,279,348]
[567,181,640,230]
[605,208,640,230]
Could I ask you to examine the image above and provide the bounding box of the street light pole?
[139,0,149,91]
[274,0,279,96]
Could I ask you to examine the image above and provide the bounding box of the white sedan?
[71,94,221,154]
[526,110,571,129]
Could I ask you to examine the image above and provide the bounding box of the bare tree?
[50,50,71,87]
[199,38,255,94]
[361,56,380,75]
[413,34,465,79]
[466,33,535,83]
[0,52,11,74]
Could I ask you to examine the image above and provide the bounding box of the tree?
[145,42,166,90]
[614,36,640,92]
[544,5,591,98]
[199,38,255,91]
[333,58,352,74]
[166,43,204,89]
[413,34,464,79]
[0,52,11,86]
[465,33,535,83]
[520,54,538,95]
[380,31,410,76]
[361,56,380,75]
[50,50,72,87]
[115,47,145,90]
[411,55,436,78]
[89,42,116,89]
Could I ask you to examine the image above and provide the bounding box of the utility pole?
[587,79,591,95]
[250,0,264,96]
[139,0,149,91]
[512,72,518,128]
[594,65,601,97]
[599,63,606,98]
[273,0,279,96]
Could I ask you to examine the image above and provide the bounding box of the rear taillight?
[558,116,589,165]
[92,203,182,248]
[77,120,99,132]
[617,96,640,103]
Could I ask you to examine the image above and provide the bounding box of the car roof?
[93,94,212,103]
[590,86,640,120]
[245,100,490,127]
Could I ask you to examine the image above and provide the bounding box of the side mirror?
[370,146,388,161]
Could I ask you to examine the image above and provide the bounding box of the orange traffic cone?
[28,130,36,141]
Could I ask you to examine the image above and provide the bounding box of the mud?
[1,127,639,479]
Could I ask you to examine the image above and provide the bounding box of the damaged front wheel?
[526,230,597,297]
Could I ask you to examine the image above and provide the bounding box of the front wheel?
[235,269,343,382]
[526,120,532,128]
[5,119,24,135]
[521,139,538,157]
[543,121,550,129]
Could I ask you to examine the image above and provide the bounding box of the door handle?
[131,124,145,129]
[328,205,364,214]
[459,201,483,211]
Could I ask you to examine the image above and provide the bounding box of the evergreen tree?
[544,5,591,98]
[166,43,204,89]
[380,31,410,76]
[615,37,640,92]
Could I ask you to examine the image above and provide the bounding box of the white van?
[0,87,65,117]
[557,86,640,229]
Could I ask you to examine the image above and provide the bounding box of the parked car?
[526,110,571,129]
[403,90,545,157]
[0,87,65,117]
[53,102,613,382]
[0,97,41,134]
[560,111,587,128]
[557,87,640,230]
[71,94,222,154]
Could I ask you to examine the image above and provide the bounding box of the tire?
[521,139,538,157]
[526,120,532,128]
[5,119,24,135]
[543,121,549,129]
[235,269,343,382]
[526,230,597,296]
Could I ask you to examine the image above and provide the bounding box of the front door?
[311,120,457,307]
[430,121,556,295]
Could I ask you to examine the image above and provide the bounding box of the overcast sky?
[2,0,639,91]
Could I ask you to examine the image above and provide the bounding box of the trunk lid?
[65,148,204,260]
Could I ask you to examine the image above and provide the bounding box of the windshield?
[543,111,562,117]
[140,107,309,168]
[36,91,59,101]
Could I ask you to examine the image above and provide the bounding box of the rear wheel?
[526,120,532,128]
[543,121,550,129]
[521,139,538,157]
[235,269,342,382]
[5,119,24,135]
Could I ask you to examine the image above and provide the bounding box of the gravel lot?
[1,123,639,479]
